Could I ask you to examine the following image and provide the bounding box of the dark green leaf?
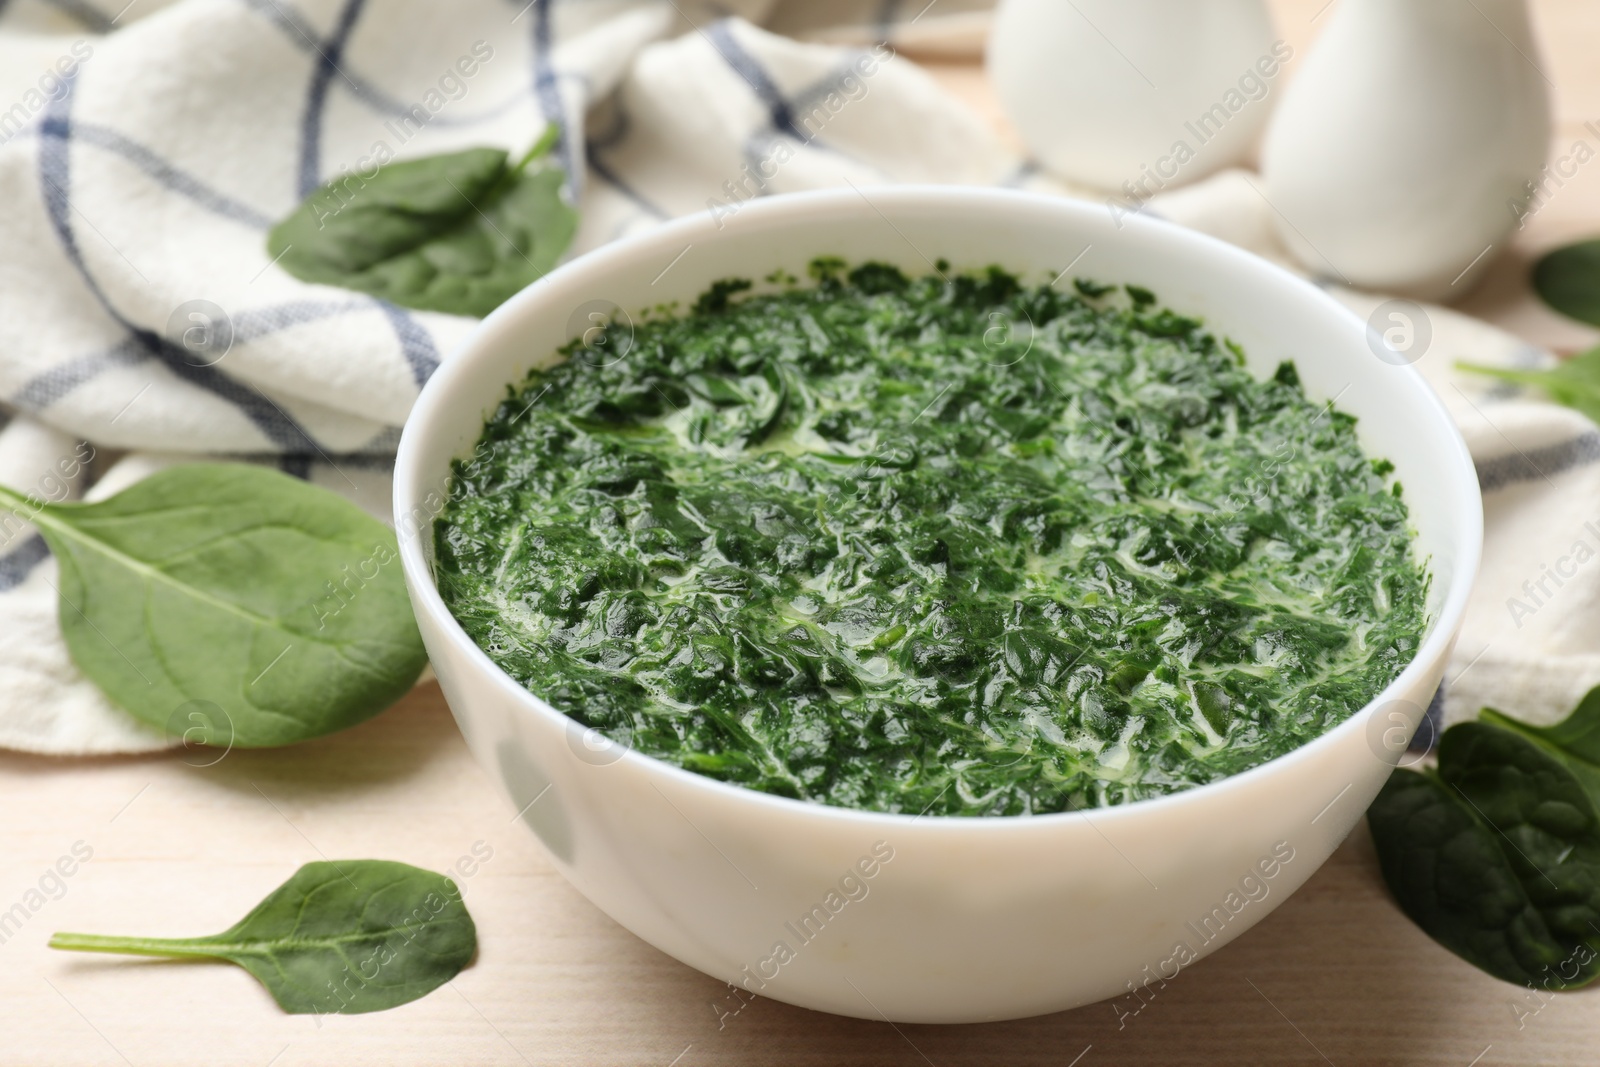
[1484,689,1600,766]
[1369,769,1572,987]
[1458,346,1600,426]
[1443,723,1600,949]
[0,464,427,747]
[267,126,577,318]
[50,861,475,1014]
[1533,239,1600,326]
[1481,695,1600,828]
[1368,719,1600,989]
[1193,682,1231,734]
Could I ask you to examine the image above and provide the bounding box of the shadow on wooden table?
[220,691,1553,1065]
[5,683,1553,1065]
[648,830,1518,1067]
[297,688,1534,1064]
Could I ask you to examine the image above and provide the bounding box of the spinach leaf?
[0,464,427,747]
[1458,346,1600,426]
[267,125,577,318]
[1533,239,1600,326]
[50,861,475,1014]
[1368,699,1600,989]
[1485,689,1600,765]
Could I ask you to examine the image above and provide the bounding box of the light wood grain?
[0,683,1576,1067]
[8,2,1600,1064]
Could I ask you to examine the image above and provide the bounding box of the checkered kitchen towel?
[0,0,1588,753]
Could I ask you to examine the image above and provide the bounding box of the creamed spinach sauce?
[436,261,1428,816]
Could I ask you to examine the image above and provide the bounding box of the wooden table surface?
[7,2,1600,1064]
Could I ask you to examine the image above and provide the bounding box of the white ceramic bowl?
[395,188,1481,1024]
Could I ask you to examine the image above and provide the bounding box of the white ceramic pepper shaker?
[1261,0,1551,298]
[987,0,1281,193]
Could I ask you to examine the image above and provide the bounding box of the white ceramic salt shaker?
[988,0,1281,193]
[1261,0,1550,298]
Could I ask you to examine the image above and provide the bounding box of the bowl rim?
[394,185,1484,834]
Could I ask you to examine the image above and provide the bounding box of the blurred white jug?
[988,0,1282,193]
[1261,0,1550,298]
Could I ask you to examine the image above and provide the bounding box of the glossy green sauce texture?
[436,262,1429,816]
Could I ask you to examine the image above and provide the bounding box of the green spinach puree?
[436,261,1428,816]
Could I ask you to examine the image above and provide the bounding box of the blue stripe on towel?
[706,20,805,140]
[38,80,321,452]
[34,39,442,430]
[274,0,444,388]
[707,29,876,175]
[527,0,577,198]
[279,454,313,480]
[10,300,392,413]
[11,336,147,411]
[784,61,893,174]
[127,327,323,450]
[999,160,1041,189]
[232,299,371,340]
[586,101,631,152]
[873,0,902,43]
[27,120,274,227]
[1414,683,1445,755]
[585,103,667,218]
[0,535,51,593]
[374,301,441,386]
[70,122,275,228]
[297,0,369,196]
[271,449,397,473]
[242,0,531,129]
[1477,431,1600,493]
[586,147,669,220]
[37,0,113,33]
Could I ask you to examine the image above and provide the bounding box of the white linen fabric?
[0,0,1583,753]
